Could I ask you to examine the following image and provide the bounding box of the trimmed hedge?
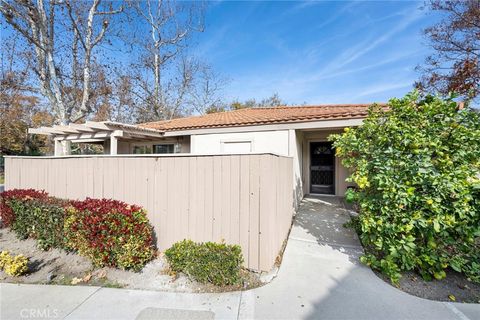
[165,240,243,286]
[0,189,49,228]
[0,189,155,271]
[9,197,67,250]
[65,198,155,271]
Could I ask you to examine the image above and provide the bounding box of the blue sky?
[195,1,439,105]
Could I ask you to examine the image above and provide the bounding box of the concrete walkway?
[1,196,479,320]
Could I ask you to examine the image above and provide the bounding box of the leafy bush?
[331,92,480,284]
[65,198,155,271]
[165,240,244,286]
[8,197,67,250]
[0,251,10,269]
[1,189,155,271]
[0,189,48,228]
[0,251,29,276]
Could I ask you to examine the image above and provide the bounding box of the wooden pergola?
[29,121,165,156]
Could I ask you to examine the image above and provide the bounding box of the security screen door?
[310,142,335,194]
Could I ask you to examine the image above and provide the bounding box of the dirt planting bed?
[0,228,262,293]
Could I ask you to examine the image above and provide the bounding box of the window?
[222,141,252,153]
[133,146,152,154]
[153,144,174,154]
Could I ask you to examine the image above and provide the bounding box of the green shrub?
[165,240,244,286]
[8,197,66,250]
[65,198,155,271]
[331,92,480,284]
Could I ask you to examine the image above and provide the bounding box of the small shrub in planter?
[165,240,244,286]
[65,198,155,271]
[0,251,29,276]
[0,189,49,228]
[8,197,67,250]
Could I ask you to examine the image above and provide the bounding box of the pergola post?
[110,135,118,155]
[110,130,123,155]
[54,140,71,156]
[54,140,63,156]
[64,140,72,155]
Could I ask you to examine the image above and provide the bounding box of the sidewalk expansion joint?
[63,286,102,319]
[443,302,471,320]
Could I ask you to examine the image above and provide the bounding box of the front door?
[310,142,335,194]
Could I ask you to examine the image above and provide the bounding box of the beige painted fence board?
[4,154,293,271]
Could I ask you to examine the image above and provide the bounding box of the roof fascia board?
[162,118,364,137]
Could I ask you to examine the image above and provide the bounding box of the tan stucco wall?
[290,130,304,208]
[191,130,290,155]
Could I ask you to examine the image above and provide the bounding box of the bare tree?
[416,0,480,103]
[204,93,287,114]
[128,0,204,121]
[188,62,229,115]
[87,67,137,124]
[133,55,198,122]
[0,0,123,127]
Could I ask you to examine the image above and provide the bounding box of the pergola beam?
[52,125,81,134]
[28,128,52,135]
[69,123,97,132]
[55,131,113,141]
[29,121,165,156]
[84,121,112,131]
[70,138,105,143]
[122,129,164,138]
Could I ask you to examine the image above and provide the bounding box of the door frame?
[305,139,338,195]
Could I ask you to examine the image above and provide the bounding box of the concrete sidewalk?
[1,196,479,320]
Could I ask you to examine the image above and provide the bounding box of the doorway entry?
[310,142,335,194]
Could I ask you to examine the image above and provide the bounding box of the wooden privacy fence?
[4,153,294,271]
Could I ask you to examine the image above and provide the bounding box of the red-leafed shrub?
[1,189,155,271]
[0,189,49,228]
[65,198,155,271]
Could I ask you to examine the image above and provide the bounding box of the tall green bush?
[331,92,480,284]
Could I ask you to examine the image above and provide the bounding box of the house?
[8,104,375,271]
[29,105,374,201]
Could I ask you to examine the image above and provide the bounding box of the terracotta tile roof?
[139,104,383,132]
